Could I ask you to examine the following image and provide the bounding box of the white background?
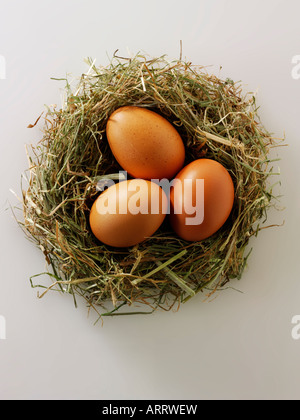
[1,0,300,400]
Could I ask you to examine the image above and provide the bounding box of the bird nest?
[18,51,281,320]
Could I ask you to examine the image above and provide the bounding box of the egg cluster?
[89,106,234,247]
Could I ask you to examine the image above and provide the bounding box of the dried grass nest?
[18,51,282,319]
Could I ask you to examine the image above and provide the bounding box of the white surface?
[0,0,300,400]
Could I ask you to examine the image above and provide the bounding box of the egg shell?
[89,179,168,247]
[106,106,185,180]
[169,159,235,241]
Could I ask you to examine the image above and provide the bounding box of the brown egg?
[106,106,185,180]
[89,179,167,247]
[169,159,234,241]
